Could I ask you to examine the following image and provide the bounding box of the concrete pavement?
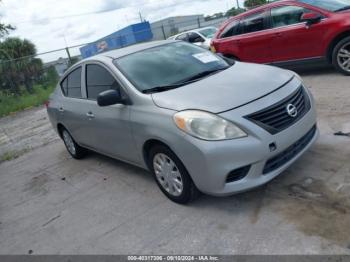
[0,67,350,254]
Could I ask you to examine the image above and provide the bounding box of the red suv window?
[271,5,319,28]
[220,20,241,38]
[241,11,267,34]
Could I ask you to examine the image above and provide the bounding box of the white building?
[150,15,205,40]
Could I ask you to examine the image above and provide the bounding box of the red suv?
[211,0,350,75]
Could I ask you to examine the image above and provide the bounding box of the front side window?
[241,12,266,34]
[271,5,315,28]
[86,64,121,100]
[298,0,350,12]
[114,42,229,92]
[61,67,82,98]
[220,20,240,38]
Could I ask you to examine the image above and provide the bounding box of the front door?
[82,63,138,163]
[269,5,326,62]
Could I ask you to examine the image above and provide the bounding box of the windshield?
[198,27,217,38]
[298,0,350,11]
[114,42,229,92]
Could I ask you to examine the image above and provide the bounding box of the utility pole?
[236,0,240,9]
[63,35,72,65]
[139,11,143,23]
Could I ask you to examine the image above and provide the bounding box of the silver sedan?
[47,41,318,204]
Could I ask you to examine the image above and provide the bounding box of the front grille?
[246,86,310,134]
[263,125,316,174]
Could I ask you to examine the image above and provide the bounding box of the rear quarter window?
[60,67,82,98]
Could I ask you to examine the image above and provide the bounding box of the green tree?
[225,7,246,17]
[44,65,59,86]
[0,38,43,94]
[244,0,267,8]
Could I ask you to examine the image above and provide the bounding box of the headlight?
[173,110,247,141]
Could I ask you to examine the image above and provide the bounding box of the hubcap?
[153,153,183,197]
[63,130,76,155]
[337,43,350,72]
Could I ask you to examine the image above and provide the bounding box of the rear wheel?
[61,129,87,159]
[332,36,350,75]
[149,145,199,204]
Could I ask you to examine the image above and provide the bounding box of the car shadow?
[279,64,338,77]
[84,150,154,183]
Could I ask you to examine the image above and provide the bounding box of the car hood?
[151,62,295,113]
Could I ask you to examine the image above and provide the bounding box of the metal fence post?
[65,47,72,65]
[161,24,166,40]
[197,17,201,28]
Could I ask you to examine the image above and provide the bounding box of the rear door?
[58,66,88,144]
[81,62,138,163]
[269,5,327,62]
[234,11,274,63]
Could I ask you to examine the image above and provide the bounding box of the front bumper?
[172,78,318,196]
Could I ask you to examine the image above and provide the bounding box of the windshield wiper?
[335,5,350,12]
[142,84,183,94]
[142,67,229,94]
[179,67,229,83]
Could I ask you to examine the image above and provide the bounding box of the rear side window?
[220,20,241,38]
[86,64,121,100]
[241,12,266,34]
[271,6,315,28]
[61,67,82,98]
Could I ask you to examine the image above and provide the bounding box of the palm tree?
[0,38,43,94]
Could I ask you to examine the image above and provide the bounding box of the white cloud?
[1,0,245,61]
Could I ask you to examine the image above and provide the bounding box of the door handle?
[86,112,95,119]
[59,107,64,112]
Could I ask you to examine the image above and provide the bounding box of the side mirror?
[301,12,322,26]
[97,89,123,107]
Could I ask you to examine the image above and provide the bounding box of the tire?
[61,128,87,159]
[332,36,350,76]
[148,145,199,204]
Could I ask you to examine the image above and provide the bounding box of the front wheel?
[332,36,350,76]
[149,145,199,204]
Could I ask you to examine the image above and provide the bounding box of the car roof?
[229,0,299,19]
[82,40,175,62]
